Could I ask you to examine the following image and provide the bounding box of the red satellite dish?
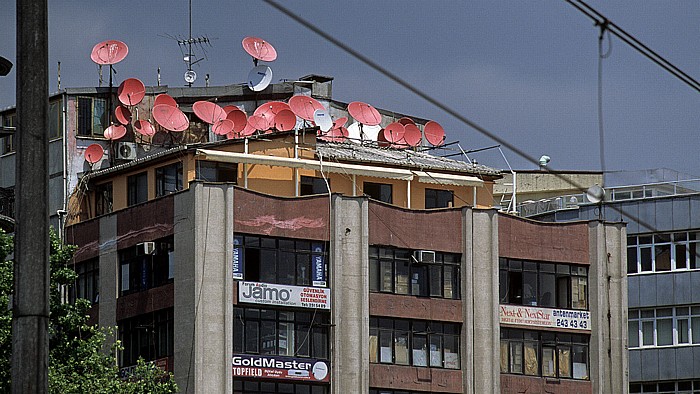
[84,143,104,164]
[90,40,128,65]
[274,109,296,131]
[288,95,324,121]
[240,120,257,137]
[103,124,126,140]
[403,123,422,147]
[114,105,132,125]
[424,120,445,146]
[376,128,390,147]
[226,109,248,133]
[134,119,156,136]
[248,115,270,131]
[397,117,415,126]
[212,119,234,136]
[318,127,348,143]
[383,122,405,144]
[118,78,145,106]
[254,101,291,118]
[348,101,382,126]
[223,105,241,115]
[242,36,277,62]
[154,93,178,108]
[192,101,226,125]
[152,104,189,132]
[333,116,348,129]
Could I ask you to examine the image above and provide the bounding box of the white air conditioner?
[136,241,155,255]
[116,142,137,160]
[413,250,436,263]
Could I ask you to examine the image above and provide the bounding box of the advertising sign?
[499,304,591,332]
[232,236,244,280]
[239,281,331,310]
[311,243,326,287]
[232,354,330,383]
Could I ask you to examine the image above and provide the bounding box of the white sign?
[239,281,331,310]
[499,304,591,332]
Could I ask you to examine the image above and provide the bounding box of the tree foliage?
[0,229,178,393]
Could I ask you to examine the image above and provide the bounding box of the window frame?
[69,258,100,304]
[127,171,148,206]
[300,175,329,196]
[155,162,184,197]
[425,188,454,209]
[118,236,174,296]
[77,96,108,138]
[118,308,174,368]
[195,160,238,183]
[628,231,700,274]
[363,181,393,204]
[629,306,700,349]
[2,113,16,155]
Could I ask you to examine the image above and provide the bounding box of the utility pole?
[12,0,49,392]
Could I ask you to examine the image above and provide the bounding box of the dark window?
[119,236,174,295]
[49,99,63,139]
[369,317,460,369]
[196,161,237,183]
[627,231,700,274]
[499,258,588,310]
[155,162,183,197]
[300,176,329,196]
[500,328,589,380]
[238,235,327,287]
[119,308,174,367]
[77,96,107,137]
[234,307,329,359]
[127,172,148,206]
[2,113,15,154]
[94,182,113,216]
[69,259,99,304]
[369,246,460,299]
[425,189,454,209]
[364,182,392,203]
[234,380,328,394]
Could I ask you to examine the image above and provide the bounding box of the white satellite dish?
[361,124,381,141]
[184,70,197,84]
[248,65,273,92]
[313,108,333,132]
[585,184,605,204]
[347,122,361,143]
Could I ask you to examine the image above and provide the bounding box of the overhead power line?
[565,0,700,93]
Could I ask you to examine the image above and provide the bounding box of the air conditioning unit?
[413,250,436,263]
[116,142,137,160]
[136,241,156,255]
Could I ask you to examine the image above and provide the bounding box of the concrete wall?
[628,271,700,308]
[98,214,118,341]
[588,221,628,394]
[629,347,700,382]
[330,194,369,393]
[174,183,234,394]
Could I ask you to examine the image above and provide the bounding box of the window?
[119,236,174,295]
[628,231,700,274]
[499,258,588,310]
[69,259,99,304]
[629,306,700,348]
[369,318,460,369]
[234,380,328,394]
[237,235,328,287]
[630,380,700,393]
[364,182,392,203]
[119,308,174,367]
[233,307,329,359]
[2,113,15,154]
[500,328,589,380]
[196,161,237,183]
[425,189,454,209]
[94,182,113,216]
[49,99,63,140]
[369,246,460,299]
[155,162,183,197]
[300,176,329,196]
[77,96,107,137]
[127,172,148,206]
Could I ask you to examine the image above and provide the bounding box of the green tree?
[0,229,178,393]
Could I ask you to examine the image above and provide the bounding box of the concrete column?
[98,214,118,341]
[463,208,500,393]
[330,195,369,393]
[174,183,235,394]
[589,221,628,394]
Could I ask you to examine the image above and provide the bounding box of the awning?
[413,171,483,187]
[195,149,414,180]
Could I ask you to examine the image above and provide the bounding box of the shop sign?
[311,243,326,287]
[499,304,591,331]
[232,354,330,383]
[232,236,244,280]
[239,281,330,309]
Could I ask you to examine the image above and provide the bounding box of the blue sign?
[311,243,326,287]
[233,236,244,280]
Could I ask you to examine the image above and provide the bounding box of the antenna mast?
[176,0,211,87]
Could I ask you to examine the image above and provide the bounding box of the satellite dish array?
[84,36,447,165]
